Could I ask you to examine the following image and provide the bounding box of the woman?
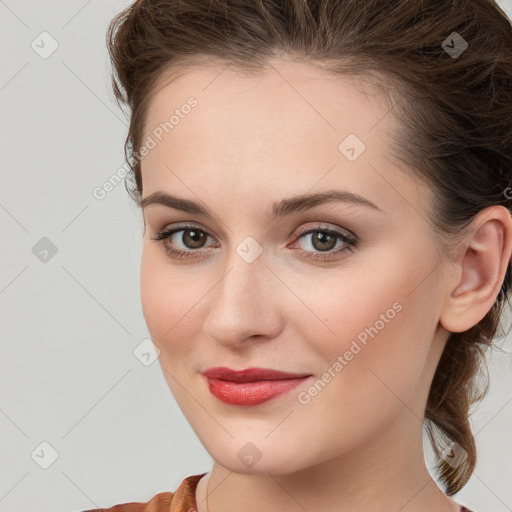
[85,0,512,510]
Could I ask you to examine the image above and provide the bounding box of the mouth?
[201,367,313,406]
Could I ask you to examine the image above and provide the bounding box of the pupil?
[184,229,206,248]
[313,231,336,251]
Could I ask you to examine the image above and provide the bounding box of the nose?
[201,253,283,349]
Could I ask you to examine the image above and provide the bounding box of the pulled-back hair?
[106,0,512,496]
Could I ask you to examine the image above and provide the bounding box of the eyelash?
[151,222,358,261]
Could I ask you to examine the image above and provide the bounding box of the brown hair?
[106,0,512,496]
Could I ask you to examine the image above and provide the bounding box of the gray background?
[1,1,511,511]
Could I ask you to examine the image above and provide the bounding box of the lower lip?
[204,376,311,406]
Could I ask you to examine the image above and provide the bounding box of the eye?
[151,223,218,260]
[290,224,358,261]
[151,222,358,262]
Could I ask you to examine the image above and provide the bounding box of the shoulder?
[81,472,207,512]
[81,491,173,512]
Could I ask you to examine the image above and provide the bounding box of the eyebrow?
[140,189,383,219]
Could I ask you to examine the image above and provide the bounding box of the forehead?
[143,57,393,137]
[140,57,430,222]
[142,58,391,169]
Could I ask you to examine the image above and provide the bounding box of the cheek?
[290,260,437,394]
[140,247,203,357]
[284,269,438,459]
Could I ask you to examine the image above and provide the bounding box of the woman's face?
[139,58,451,474]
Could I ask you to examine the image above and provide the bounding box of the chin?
[197,433,314,476]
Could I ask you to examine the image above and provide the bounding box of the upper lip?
[202,367,312,383]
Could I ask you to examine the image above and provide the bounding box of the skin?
[138,56,512,512]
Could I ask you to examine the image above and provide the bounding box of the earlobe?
[439,206,512,334]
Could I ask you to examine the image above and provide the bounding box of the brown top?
[81,473,207,512]
[82,473,475,512]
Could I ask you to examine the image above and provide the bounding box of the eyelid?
[153,222,218,245]
[153,221,354,243]
[292,222,356,242]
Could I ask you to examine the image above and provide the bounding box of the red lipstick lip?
[201,368,314,406]
[201,367,312,383]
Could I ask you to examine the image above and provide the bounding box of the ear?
[439,206,512,334]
